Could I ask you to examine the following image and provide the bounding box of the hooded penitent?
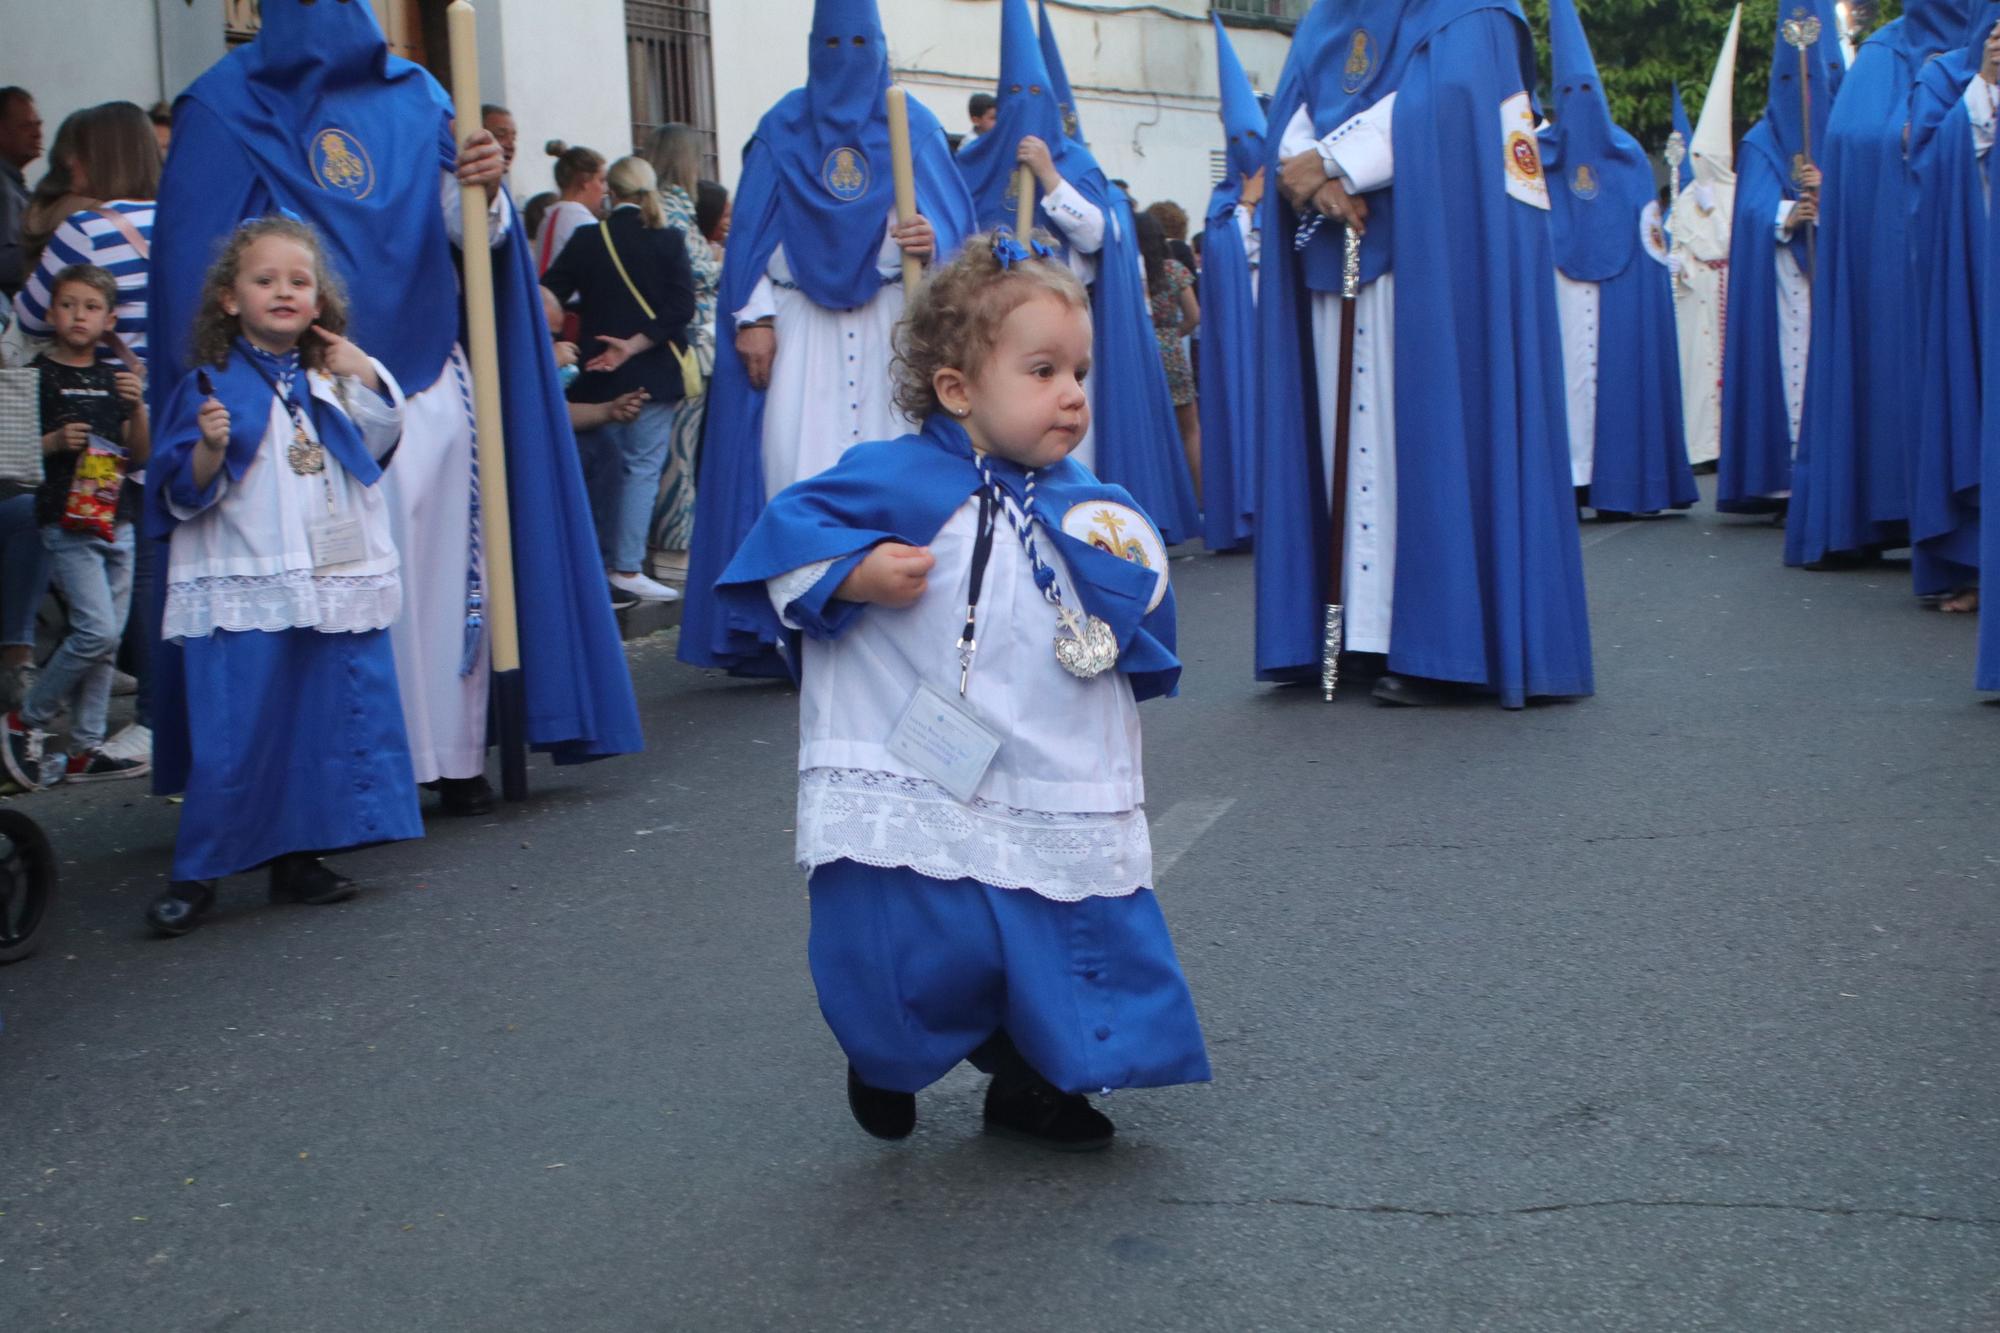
[1671,6,1740,469]
[146,0,642,791]
[1252,0,1593,705]
[1196,13,1267,553]
[1539,0,1695,513]
[678,0,978,673]
[1038,1,1083,144]
[1783,0,1971,565]
[956,0,1200,544]
[1716,0,1846,512]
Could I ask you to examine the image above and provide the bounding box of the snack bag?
[61,433,126,540]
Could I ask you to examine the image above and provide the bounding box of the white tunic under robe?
[1670,177,1733,465]
[1771,202,1811,466]
[1284,99,1398,655]
[1554,274,1600,487]
[378,177,511,785]
[1036,181,1108,472]
[734,208,913,503]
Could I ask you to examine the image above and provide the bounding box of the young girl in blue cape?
[719,232,1209,1150]
[142,218,422,937]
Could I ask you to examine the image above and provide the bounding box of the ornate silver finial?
[1781,9,1823,50]
[1664,131,1687,170]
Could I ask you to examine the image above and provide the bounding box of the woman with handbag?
[539,155,697,606]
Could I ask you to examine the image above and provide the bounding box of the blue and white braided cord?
[448,352,486,677]
[975,454,1062,604]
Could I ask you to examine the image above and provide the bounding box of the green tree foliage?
[1518,0,1900,155]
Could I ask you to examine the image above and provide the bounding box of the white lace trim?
[769,558,840,627]
[163,570,402,640]
[796,766,1152,902]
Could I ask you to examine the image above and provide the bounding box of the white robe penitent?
[1669,176,1733,466]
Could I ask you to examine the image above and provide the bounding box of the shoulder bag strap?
[92,206,150,261]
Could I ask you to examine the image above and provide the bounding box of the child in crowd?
[4,264,149,787]
[140,218,421,938]
[718,232,1209,1150]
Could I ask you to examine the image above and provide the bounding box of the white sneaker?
[99,723,151,762]
[607,571,681,603]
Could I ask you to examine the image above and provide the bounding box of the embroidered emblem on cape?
[1342,30,1376,94]
[821,147,870,201]
[1063,501,1169,612]
[1500,94,1550,210]
[310,128,375,200]
[1059,103,1080,141]
[1570,163,1600,200]
[1640,200,1671,266]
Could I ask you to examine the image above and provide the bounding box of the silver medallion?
[1053,607,1119,680]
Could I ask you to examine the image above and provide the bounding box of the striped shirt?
[12,200,155,368]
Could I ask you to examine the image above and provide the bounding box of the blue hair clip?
[993,230,1032,269]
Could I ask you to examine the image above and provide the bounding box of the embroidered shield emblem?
[1062,501,1169,612]
[1570,163,1599,200]
[1342,30,1376,95]
[821,147,870,201]
[310,128,375,200]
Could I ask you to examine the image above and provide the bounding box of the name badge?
[309,517,367,569]
[886,681,1002,804]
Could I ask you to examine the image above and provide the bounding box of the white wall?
[712,0,1292,222]
[0,0,180,188]
[489,0,632,201]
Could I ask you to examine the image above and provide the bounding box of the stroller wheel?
[0,807,58,964]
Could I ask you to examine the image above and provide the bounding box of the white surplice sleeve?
[337,359,407,462]
[440,172,514,249]
[1965,76,1997,157]
[1281,97,1396,194]
[1039,180,1106,255]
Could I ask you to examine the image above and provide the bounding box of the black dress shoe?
[428,775,495,817]
[983,1066,1114,1152]
[269,855,359,906]
[1371,673,1467,708]
[146,880,216,938]
[847,1066,916,1140]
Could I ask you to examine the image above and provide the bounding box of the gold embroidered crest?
[1062,501,1169,612]
[1342,31,1376,95]
[821,146,870,201]
[309,128,375,200]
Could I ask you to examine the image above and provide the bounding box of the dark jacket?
[540,203,697,405]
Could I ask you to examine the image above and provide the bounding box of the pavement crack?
[1156,1197,2000,1227]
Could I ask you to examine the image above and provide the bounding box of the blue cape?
[716,414,1180,703]
[1907,30,1990,594]
[1716,0,1845,513]
[1783,4,1967,565]
[676,87,976,676]
[1982,159,2000,686]
[1538,0,1695,513]
[145,1,641,793]
[1197,13,1267,552]
[955,0,1200,548]
[1254,0,1593,706]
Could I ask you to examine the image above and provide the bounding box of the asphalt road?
[3,494,1996,1331]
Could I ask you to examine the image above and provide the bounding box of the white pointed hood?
[1689,5,1741,186]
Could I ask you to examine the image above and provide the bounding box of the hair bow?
[992,229,1056,269]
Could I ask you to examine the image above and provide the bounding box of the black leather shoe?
[983,1067,1114,1152]
[146,880,216,937]
[424,776,496,817]
[269,855,359,906]
[846,1066,916,1140]
[1371,673,1466,708]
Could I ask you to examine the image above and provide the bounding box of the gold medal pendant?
[286,423,326,477]
[1052,605,1118,680]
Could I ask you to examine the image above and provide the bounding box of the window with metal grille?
[627,0,719,178]
[1211,0,1312,27]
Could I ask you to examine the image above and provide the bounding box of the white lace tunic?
[772,494,1156,902]
[164,360,406,640]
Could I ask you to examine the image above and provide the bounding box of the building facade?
[4,0,1295,229]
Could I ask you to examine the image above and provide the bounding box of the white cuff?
[1965,76,1997,156]
[768,558,840,628]
[735,275,778,329]
[1040,180,1106,255]
[1320,93,1397,194]
[1774,200,1796,240]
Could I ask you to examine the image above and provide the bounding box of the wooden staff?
[1016,165,1035,236]
[1782,12,1823,281]
[1322,224,1362,701]
[885,87,922,290]
[446,0,528,799]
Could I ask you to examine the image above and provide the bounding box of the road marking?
[1581,521,1646,550]
[1152,797,1236,879]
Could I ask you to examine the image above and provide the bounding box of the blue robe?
[1195,13,1267,553]
[1538,0,1694,515]
[1254,0,1593,706]
[1717,0,1847,515]
[1907,27,1993,595]
[1786,6,1970,566]
[678,0,978,675]
[145,2,641,795]
[718,415,1205,1095]
[957,0,1200,549]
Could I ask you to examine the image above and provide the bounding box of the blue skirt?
[172,627,423,881]
[807,860,1212,1095]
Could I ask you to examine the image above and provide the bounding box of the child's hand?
[310,325,381,389]
[554,340,579,369]
[1016,136,1058,191]
[835,542,934,608]
[113,370,145,409]
[607,388,649,424]
[43,421,89,455]
[197,398,231,452]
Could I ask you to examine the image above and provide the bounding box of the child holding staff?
[718,232,1209,1150]
[142,218,421,937]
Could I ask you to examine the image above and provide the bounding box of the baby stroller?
[0,806,56,963]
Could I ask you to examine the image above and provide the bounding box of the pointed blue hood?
[958,0,1101,234]
[1899,0,1976,58]
[1763,0,1846,175]
[1669,82,1694,193]
[1039,1,1084,143]
[751,0,906,310]
[1213,13,1267,183]
[1540,0,1657,280]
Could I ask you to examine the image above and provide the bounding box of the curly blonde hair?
[190,217,351,373]
[892,229,1090,422]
